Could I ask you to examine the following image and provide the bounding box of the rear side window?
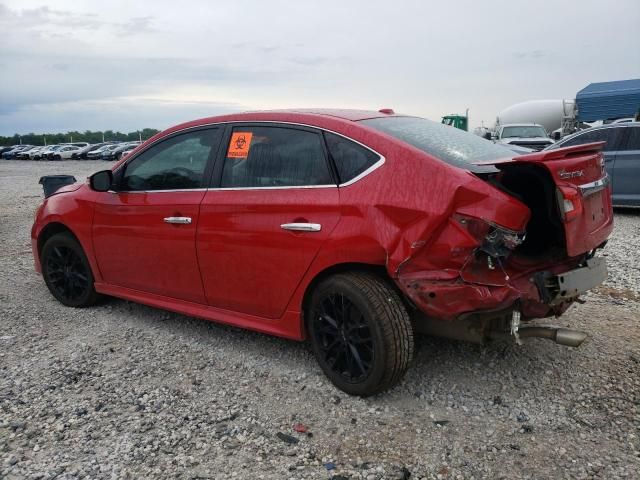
[361,116,507,172]
[558,128,620,150]
[221,126,334,188]
[324,132,380,184]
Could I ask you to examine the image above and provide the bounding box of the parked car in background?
[16,146,43,159]
[2,145,33,159]
[72,143,106,159]
[46,145,68,160]
[32,109,613,396]
[31,147,51,160]
[87,143,120,160]
[101,142,140,161]
[52,146,82,160]
[492,123,554,151]
[117,143,139,160]
[0,146,19,157]
[545,122,640,207]
[38,145,60,160]
[99,143,125,160]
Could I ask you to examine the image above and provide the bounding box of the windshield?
[501,126,547,138]
[360,116,513,172]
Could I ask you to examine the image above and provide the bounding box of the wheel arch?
[300,262,408,337]
[37,222,80,258]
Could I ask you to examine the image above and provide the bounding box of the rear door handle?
[164,216,192,224]
[280,222,322,232]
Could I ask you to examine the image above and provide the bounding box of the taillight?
[454,214,525,257]
[556,186,582,221]
[455,214,491,240]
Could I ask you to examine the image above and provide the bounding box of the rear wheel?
[307,272,414,396]
[41,233,100,307]
[53,154,61,160]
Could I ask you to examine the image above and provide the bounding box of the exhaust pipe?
[516,326,588,347]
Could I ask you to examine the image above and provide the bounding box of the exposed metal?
[553,257,607,304]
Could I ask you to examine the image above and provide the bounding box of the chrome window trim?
[209,184,338,191]
[108,188,209,194]
[115,120,386,191]
[338,157,385,187]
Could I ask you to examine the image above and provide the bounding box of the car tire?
[307,272,414,396]
[54,154,61,160]
[41,232,100,307]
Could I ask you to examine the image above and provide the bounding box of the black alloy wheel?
[314,291,374,383]
[41,233,100,307]
[307,272,414,396]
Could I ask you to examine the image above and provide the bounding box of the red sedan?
[32,109,613,396]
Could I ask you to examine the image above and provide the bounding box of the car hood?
[498,137,554,144]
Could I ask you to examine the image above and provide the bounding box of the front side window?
[221,126,333,188]
[324,132,380,184]
[121,129,221,191]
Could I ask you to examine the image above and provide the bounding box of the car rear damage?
[394,142,613,347]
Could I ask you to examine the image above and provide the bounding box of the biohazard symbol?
[228,132,253,158]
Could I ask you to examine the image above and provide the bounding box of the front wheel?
[307,272,414,396]
[41,232,100,307]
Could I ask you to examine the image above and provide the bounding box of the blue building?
[576,79,640,122]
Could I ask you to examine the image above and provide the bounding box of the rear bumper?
[398,257,607,321]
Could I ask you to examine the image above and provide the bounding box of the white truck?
[491,123,554,151]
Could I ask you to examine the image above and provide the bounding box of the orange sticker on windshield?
[227,132,253,158]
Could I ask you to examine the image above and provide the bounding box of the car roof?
[259,108,400,121]
[174,108,401,129]
[500,123,544,127]
[149,108,407,146]
[570,122,640,134]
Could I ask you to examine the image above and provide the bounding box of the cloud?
[0,97,245,135]
[0,0,638,135]
[513,50,548,60]
[0,4,103,30]
[118,16,156,36]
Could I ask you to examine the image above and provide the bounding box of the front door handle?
[164,216,192,225]
[280,222,322,232]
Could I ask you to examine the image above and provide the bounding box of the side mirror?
[89,170,113,192]
[553,131,561,140]
[483,132,492,140]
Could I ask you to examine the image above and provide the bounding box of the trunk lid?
[476,142,613,257]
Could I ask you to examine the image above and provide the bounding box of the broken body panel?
[393,142,612,324]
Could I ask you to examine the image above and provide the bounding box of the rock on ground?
[1,160,638,479]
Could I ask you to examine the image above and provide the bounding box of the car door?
[610,125,640,206]
[92,127,223,304]
[197,124,341,319]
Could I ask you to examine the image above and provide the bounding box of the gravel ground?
[1,160,638,480]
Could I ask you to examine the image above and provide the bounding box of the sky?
[1,0,639,136]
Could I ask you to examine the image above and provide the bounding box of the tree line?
[0,128,161,146]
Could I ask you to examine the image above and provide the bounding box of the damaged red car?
[31,109,613,396]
